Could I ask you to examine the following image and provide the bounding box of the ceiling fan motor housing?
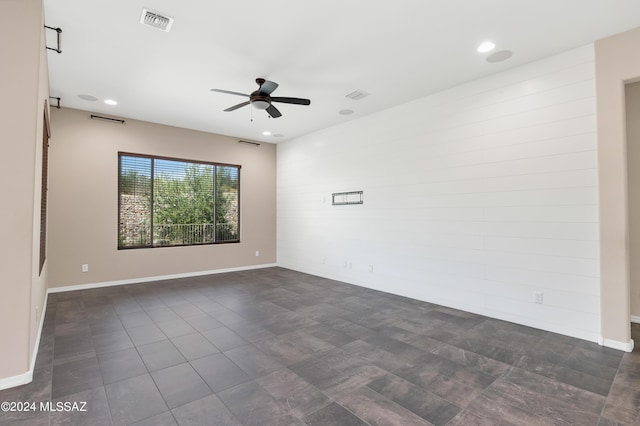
[250,92,271,110]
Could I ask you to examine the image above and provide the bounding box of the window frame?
[39,101,50,275]
[117,151,241,250]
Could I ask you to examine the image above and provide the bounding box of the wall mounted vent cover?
[140,9,174,32]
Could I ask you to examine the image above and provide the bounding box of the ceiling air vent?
[140,8,174,32]
[345,90,370,101]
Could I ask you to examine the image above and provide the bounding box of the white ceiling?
[44,0,640,143]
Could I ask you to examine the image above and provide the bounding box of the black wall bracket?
[45,26,62,53]
[49,97,61,109]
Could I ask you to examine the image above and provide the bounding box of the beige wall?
[48,108,276,288]
[627,81,640,318]
[595,26,640,345]
[0,0,49,381]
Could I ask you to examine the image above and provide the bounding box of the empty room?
[2,0,640,424]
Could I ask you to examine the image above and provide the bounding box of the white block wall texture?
[277,44,600,342]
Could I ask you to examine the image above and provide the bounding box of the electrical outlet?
[255,250,260,257]
[534,292,543,304]
[369,265,374,273]
[81,264,89,273]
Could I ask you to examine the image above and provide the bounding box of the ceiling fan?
[211,78,311,118]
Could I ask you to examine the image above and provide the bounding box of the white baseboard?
[631,315,640,324]
[0,292,48,391]
[0,371,32,391]
[48,263,278,293]
[598,336,635,352]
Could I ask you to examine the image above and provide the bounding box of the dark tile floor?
[1,267,639,425]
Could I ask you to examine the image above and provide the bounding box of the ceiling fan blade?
[224,101,250,112]
[211,89,250,97]
[272,97,311,106]
[260,80,279,95]
[266,104,282,118]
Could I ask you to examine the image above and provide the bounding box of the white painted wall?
[277,45,600,341]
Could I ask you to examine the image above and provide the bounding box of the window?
[118,153,240,249]
[39,106,50,274]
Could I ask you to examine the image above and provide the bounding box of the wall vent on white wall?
[140,9,174,32]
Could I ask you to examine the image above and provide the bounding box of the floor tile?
[254,335,313,366]
[170,303,204,319]
[50,386,112,426]
[53,334,95,362]
[367,373,461,425]
[89,315,125,336]
[217,380,285,425]
[227,320,275,342]
[105,374,167,425]
[54,321,92,338]
[497,367,605,415]
[601,383,640,424]
[156,319,198,339]
[200,326,248,351]
[255,368,331,419]
[92,329,134,355]
[261,312,320,335]
[171,394,241,426]
[146,307,182,324]
[130,411,177,426]
[480,384,601,425]
[304,402,368,426]
[52,355,103,399]
[302,323,357,347]
[332,385,433,426]
[206,307,247,326]
[183,313,222,332]
[126,323,167,346]
[430,343,511,378]
[189,353,250,392]
[278,330,336,355]
[362,333,427,362]
[224,344,285,378]
[137,340,186,372]
[151,363,212,409]
[97,347,148,385]
[341,339,408,372]
[170,333,219,361]
[514,355,613,396]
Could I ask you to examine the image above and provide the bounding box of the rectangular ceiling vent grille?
[140,9,174,32]
[345,90,370,101]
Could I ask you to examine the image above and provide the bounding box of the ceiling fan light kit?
[211,78,311,118]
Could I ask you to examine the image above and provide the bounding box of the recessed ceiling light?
[339,109,354,115]
[262,131,271,136]
[104,99,118,106]
[77,94,98,101]
[477,41,496,53]
[486,50,513,63]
